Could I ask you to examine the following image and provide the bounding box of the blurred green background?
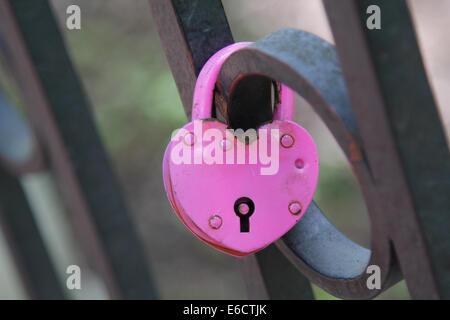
[1,0,449,300]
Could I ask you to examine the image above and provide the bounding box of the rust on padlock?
[280,133,295,148]
[288,201,303,215]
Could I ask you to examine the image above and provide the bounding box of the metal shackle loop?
[191,42,295,122]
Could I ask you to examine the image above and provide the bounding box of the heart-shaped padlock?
[162,42,319,257]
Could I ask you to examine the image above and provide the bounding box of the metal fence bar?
[0,0,157,299]
[254,245,314,300]
[241,244,315,300]
[324,0,450,299]
[0,90,64,299]
[149,0,234,116]
[3,0,443,300]
[0,167,65,299]
[149,0,314,299]
[149,0,273,128]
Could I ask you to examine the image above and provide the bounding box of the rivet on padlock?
[162,42,319,257]
[183,132,196,146]
[208,215,223,229]
[280,133,295,148]
[288,201,303,216]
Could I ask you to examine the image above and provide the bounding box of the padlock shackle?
[275,82,295,121]
[191,42,295,121]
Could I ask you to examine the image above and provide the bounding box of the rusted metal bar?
[324,0,450,299]
[240,244,316,300]
[240,255,270,299]
[149,0,273,128]
[149,0,234,116]
[0,90,64,299]
[150,0,313,299]
[0,0,156,299]
[254,244,314,300]
[241,244,315,300]
[0,168,65,299]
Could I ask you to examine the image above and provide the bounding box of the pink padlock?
[162,42,319,257]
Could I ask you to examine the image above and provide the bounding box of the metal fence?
[0,0,449,299]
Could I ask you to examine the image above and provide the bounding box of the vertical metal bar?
[324,0,450,299]
[0,0,157,299]
[150,0,234,116]
[0,166,65,299]
[241,245,315,300]
[1,56,61,300]
[255,244,314,300]
[149,0,273,128]
[240,255,269,299]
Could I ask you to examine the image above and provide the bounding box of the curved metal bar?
[324,0,450,299]
[283,201,370,279]
[219,28,401,299]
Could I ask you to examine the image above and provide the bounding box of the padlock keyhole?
[234,197,255,233]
